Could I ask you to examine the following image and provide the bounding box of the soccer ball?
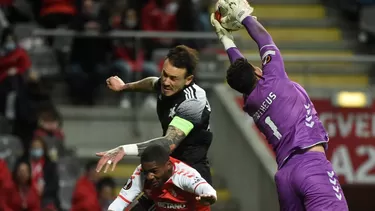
[214,4,243,31]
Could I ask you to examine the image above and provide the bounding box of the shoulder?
[171,162,201,186]
[179,84,208,109]
[182,84,207,101]
[133,164,142,175]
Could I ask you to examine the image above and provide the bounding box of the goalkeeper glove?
[210,13,236,50]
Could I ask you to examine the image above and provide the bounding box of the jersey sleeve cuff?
[170,116,194,136]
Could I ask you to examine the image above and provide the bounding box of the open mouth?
[162,86,171,92]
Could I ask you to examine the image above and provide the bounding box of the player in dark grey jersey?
[95,45,213,210]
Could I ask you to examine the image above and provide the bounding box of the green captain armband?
[169,116,194,136]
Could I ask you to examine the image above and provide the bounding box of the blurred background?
[0,0,374,210]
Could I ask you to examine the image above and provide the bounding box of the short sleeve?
[175,98,206,125]
[153,78,161,93]
[175,172,216,197]
[259,44,287,78]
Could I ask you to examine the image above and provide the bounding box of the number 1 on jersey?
[265,116,282,140]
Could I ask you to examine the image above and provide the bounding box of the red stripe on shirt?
[118,194,132,204]
[193,182,208,194]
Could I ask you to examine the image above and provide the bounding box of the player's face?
[142,160,173,188]
[161,59,193,96]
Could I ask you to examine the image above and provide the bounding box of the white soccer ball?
[214,3,243,31]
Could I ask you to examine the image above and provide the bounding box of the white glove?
[219,0,254,23]
[210,13,236,50]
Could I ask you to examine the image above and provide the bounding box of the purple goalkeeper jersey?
[242,45,329,168]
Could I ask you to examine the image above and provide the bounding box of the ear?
[166,160,173,170]
[185,75,194,86]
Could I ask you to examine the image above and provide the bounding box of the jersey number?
[265,116,282,140]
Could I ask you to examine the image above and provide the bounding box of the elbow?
[211,190,218,205]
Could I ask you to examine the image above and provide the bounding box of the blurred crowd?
[327,0,375,47]
[0,0,214,210]
[0,0,212,106]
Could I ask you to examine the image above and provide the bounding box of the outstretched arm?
[96,98,206,173]
[126,76,159,92]
[241,16,275,51]
[108,166,143,211]
[107,76,159,92]
[124,121,189,156]
[211,13,245,64]
[96,119,191,173]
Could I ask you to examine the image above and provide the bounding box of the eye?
[169,76,177,81]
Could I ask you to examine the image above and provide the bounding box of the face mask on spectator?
[31,148,44,159]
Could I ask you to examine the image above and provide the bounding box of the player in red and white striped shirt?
[108,145,217,211]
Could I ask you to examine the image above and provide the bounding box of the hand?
[96,146,126,173]
[210,13,234,42]
[196,194,217,206]
[106,76,127,91]
[219,0,254,23]
[7,67,17,76]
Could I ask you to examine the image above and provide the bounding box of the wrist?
[121,144,139,156]
[123,83,132,90]
[221,36,236,50]
[241,15,253,25]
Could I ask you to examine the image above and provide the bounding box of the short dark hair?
[140,145,170,165]
[97,176,116,191]
[166,45,199,76]
[226,58,257,94]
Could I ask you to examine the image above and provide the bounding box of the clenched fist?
[106,76,127,91]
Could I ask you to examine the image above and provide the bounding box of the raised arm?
[108,166,143,211]
[127,76,159,92]
[217,0,286,77]
[106,76,159,92]
[241,16,274,50]
[211,13,245,64]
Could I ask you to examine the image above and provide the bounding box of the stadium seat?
[57,156,82,210]
[214,1,369,89]
[0,116,11,134]
[0,135,23,170]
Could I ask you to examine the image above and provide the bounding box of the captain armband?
[169,116,194,136]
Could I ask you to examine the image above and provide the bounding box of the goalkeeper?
[211,0,349,211]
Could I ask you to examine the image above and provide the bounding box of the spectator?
[0,27,38,151]
[67,0,112,105]
[0,27,31,121]
[197,0,211,32]
[26,138,60,210]
[175,0,201,49]
[37,0,76,29]
[33,105,65,161]
[141,0,177,60]
[4,158,40,211]
[97,177,116,211]
[71,160,101,211]
[111,7,159,108]
[0,159,13,210]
